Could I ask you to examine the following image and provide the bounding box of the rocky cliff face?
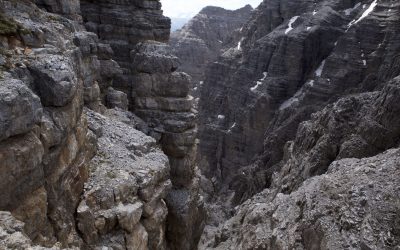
[170,5,253,100]
[0,0,203,249]
[198,0,400,197]
[2,0,400,249]
[79,1,205,248]
[198,0,400,248]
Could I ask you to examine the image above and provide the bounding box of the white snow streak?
[250,81,263,92]
[315,60,326,77]
[261,72,268,81]
[228,122,237,132]
[285,16,299,34]
[348,0,378,28]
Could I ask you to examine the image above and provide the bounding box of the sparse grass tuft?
[0,13,18,35]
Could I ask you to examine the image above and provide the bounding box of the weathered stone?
[170,5,253,94]
[132,41,180,74]
[106,87,128,110]
[125,224,148,250]
[0,78,42,141]
[78,109,171,249]
[29,55,78,107]
[133,72,191,98]
[202,148,400,249]
[116,203,143,233]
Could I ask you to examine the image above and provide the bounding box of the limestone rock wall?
[198,0,400,204]
[130,41,205,250]
[79,1,205,249]
[0,0,203,249]
[0,0,98,247]
[197,0,400,248]
[80,0,171,95]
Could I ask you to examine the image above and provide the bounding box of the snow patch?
[217,115,225,120]
[363,60,367,66]
[306,26,311,31]
[348,0,378,28]
[250,81,263,92]
[228,122,237,132]
[315,60,326,77]
[307,80,315,87]
[312,10,317,15]
[285,16,299,34]
[260,72,268,81]
[199,81,203,85]
[237,37,245,50]
[280,97,299,110]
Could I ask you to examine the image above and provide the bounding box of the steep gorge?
[1,0,400,249]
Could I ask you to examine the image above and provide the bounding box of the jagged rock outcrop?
[198,0,400,203]
[131,41,205,250]
[198,0,400,248]
[77,109,171,249]
[80,1,205,249]
[201,147,400,249]
[0,1,99,247]
[170,5,253,99]
[80,0,171,95]
[0,212,66,250]
[0,0,203,249]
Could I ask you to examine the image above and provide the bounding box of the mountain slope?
[170,5,253,96]
[198,0,400,247]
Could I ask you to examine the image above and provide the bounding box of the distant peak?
[199,6,227,14]
[199,4,254,15]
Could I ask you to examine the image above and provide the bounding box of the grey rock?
[202,148,400,250]
[79,108,171,249]
[132,41,180,74]
[29,55,78,107]
[106,87,128,110]
[170,5,253,94]
[0,77,42,141]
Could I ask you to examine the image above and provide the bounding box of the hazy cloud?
[160,0,263,18]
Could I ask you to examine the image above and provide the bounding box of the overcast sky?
[160,0,263,18]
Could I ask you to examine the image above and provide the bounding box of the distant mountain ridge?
[170,4,254,100]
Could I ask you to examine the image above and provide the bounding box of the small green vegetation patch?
[0,13,18,35]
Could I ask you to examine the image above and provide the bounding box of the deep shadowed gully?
[0,0,400,249]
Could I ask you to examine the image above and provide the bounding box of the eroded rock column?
[131,41,205,250]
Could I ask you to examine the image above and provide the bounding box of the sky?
[160,0,263,18]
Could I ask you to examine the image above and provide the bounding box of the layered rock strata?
[77,109,171,249]
[198,0,400,248]
[131,41,205,250]
[0,1,99,247]
[0,0,203,249]
[80,1,205,249]
[80,0,171,96]
[198,0,400,204]
[170,5,253,95]
[202,147,400,249]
